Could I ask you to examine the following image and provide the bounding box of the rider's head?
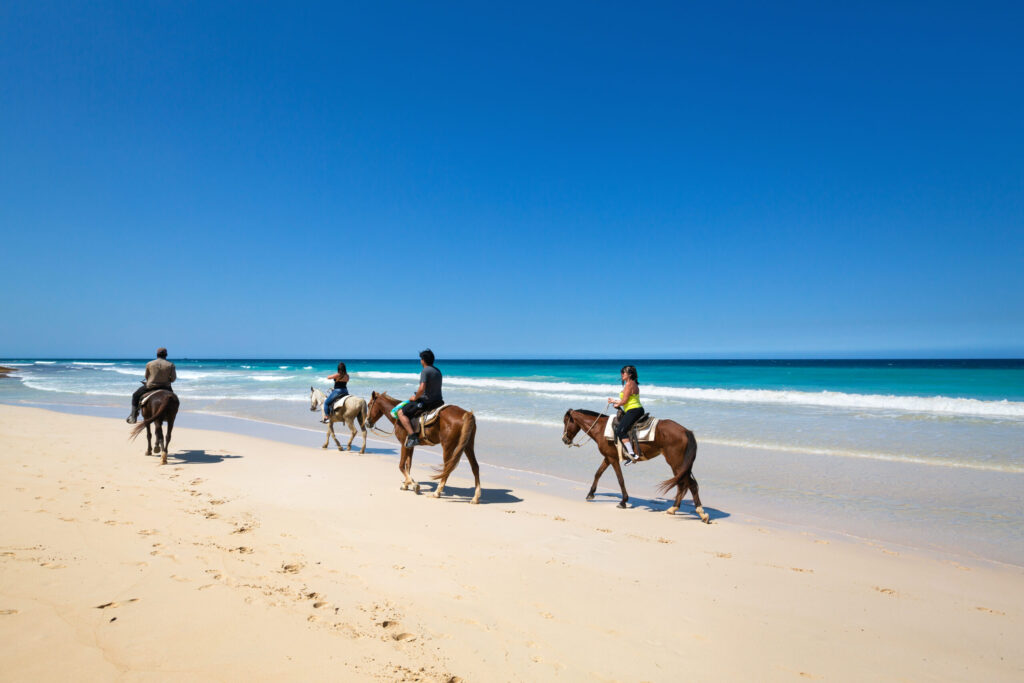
[419,348,435,366]
[156,348,168,359]
[337,361,347,375]
[620,365,638,384]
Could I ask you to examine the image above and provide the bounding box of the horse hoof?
[585,494,595,501]
[413,485,421,494]
[697,507,710,523]
[666,507,678,515]
[432,492,441,499]
[617,501,627,509]
[470,498,480,505]
[400,484,408,491]
[338,447,344,452]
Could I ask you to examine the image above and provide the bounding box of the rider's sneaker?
[405,435,419,448]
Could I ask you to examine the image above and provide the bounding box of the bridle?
[368,395,395,438]
[564,408,609,448]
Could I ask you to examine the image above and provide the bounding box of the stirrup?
[405,435,419,448]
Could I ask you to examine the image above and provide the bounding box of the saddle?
[604,412,659,443]
[327,394,357,414]
[139,387,174,406]
[409,404,451,438]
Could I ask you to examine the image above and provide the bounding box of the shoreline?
[6,398,1024,570]
[1,404,1022,680]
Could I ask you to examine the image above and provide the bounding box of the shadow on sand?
[149,450,244,465]
[416,481,523,505]
[589,492,729,521]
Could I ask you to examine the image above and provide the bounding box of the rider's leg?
[398,403,419,447]
[323,389,343,420]
[128,385,147,423]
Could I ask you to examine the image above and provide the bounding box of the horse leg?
[358,414,367,454]
[433,444,451,499]
[145,423,153,456]
[330,419,344,450]
[610,460,629,508]
[322,420,331,449]
[465,443,481,505]
[690,475,709,523]
[398,445,419,492]
[165,416,175,465]
[155,422,166,465]
[587,459,611,500]
[345,417,357,451]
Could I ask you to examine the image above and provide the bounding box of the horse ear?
[371,390,377,399]
[310,386,314,391]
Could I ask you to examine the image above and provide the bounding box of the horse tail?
[432,411,475,481]
[658,428,697,495]
[129,394,177,441]
[360,398,369,431]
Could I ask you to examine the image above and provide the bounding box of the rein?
[366,396,396,435]
[567,408,609,448]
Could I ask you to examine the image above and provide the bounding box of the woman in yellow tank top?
[607,365,643,462]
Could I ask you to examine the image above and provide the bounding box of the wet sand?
[1,405,1022,681]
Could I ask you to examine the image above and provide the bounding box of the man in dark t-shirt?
[398,348,444,448]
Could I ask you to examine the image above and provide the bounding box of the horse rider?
[397,348,444,448]
[127,347,176,424]
[607,364,643,463]
[322,361,350,423]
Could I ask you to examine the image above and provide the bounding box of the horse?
[562,409,709,522]
[366,391,481,504]
[129,390,180,465]
[309,387,369,453]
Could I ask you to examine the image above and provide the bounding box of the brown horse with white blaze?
[129,390,180,465]
[562,409,708,522]
[366,391,482,504]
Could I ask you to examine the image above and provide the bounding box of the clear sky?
[1,2,1021,358]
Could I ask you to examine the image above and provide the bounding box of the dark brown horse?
[129,390,180,465]
[562,409,708,522]
[366,391,482,504]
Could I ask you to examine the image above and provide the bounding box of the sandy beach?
[1,404,1021,681]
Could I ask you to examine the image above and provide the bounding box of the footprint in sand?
[392,632,417,642]
[873,586,897,596]
[40,562,66,569]
[170,574,191,582]
[229,546,254,554]
[975,606,1006,616]
[95,598,139,609]
[138,529,158,536]
[657,537,673,544]
[190,478,203,485]
[1,609,19,616]
[203,511,219,519]
[596,528,612,534]
[281,562,304,574]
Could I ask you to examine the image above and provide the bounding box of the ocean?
[2,358,1022,563]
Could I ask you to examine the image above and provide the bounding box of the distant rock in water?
[0,366,16,377]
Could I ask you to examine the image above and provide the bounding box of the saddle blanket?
[604,414,659,442]
[328,394,359,413]
[411,404,453,434]
[139,389,173,406]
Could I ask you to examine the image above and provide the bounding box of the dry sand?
[0,404,1021,681]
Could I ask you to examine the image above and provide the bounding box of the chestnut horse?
[129,390,180,465]
[366,391,481,504]
[562,409,708,522]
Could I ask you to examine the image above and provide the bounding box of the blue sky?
[1,1,1021,358]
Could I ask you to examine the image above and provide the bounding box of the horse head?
[366,390,388,427]
[562,409,581,445]
[309,386,324,412]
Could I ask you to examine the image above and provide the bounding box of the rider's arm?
[609,380,637,407]
[410,382,425,401]
[169,365,176,383]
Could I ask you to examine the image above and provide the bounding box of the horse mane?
[573,409,602,417]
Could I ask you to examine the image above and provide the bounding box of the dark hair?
[337,361,347,375]
[156,347,168,358]
[419,348,435,365]
[620,365,638,384]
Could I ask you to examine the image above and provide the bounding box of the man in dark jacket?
[127,348,176,424]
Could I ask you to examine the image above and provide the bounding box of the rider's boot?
[405,434,419,448]
[621,440,637,465]
[126,408,139,424]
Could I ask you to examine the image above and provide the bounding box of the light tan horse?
[309,387,368,453]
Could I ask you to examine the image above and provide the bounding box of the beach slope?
[0,405,1021,681]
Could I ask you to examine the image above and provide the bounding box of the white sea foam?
[71,361,115,366]
[34,361,55,365]
[250,375,295,382]
[104,367,146,376]
[303,366,313,370]
[372,375,1024,420]
[355,371,419,381]
[279,366,290,370]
